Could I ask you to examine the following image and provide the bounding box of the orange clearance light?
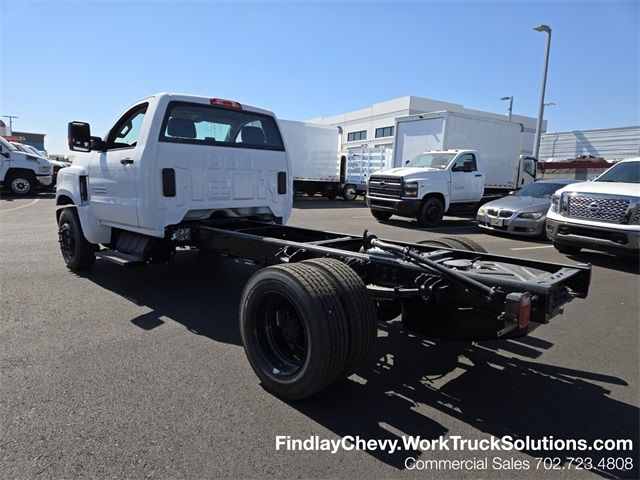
[518,292,532,329]
[210,98,242,109]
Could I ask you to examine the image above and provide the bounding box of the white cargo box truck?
[392,111,536,192]
[279,120,358,200]
[366,111,538,227]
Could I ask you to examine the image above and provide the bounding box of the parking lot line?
[0,198,39,213]
[510,245,554,251]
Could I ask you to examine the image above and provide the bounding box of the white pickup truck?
[546,157,640,256]
[0,136,53,195]
[55,92,591,400]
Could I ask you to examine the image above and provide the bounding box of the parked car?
[476,179,580,237]
[546,157,640,256]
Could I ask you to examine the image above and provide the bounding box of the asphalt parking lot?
[1,193,638,479]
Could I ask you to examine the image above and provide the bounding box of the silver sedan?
[476,179,581,237]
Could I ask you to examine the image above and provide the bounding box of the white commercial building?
[306,95,544,156]
[538,126,640,161]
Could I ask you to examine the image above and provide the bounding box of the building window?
[375,126,394,138]
[347,130,367,142]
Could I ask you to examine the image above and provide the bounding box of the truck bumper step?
[96,249,146,266]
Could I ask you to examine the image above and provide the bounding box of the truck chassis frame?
[61,211,591,400]
[186,219,590,336]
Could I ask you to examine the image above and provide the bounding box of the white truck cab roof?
[132,92,276,117]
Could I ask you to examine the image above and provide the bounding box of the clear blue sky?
[1,0,638,154]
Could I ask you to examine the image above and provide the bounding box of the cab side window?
[107,104,148,150]
[451,153,477,171]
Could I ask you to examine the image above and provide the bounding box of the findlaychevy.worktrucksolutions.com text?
[275,435,633,455]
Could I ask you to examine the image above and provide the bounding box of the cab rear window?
[159,101,284,151]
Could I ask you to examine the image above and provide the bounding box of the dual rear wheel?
[239,259,377,400]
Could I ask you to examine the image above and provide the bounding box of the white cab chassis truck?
[0,136,53,195]
[56,93,591,400]
[279,120,357,200]
[366,111,537,227]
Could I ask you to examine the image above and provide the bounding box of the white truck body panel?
[393,111,525,190]
[279,120,340,183]
[345,147,393,190]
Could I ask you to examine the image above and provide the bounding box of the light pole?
[500,96,514,121]
[2,115,18,134]
[532,24,552,159]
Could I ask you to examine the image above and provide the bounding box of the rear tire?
[341,184,357,201]
[302,258,377,378]
[239,263,349,400]
[554,243,582,255]
[371,210,392,222]
[58,208,96,270]
[417,197,444,228]
[435,236,487,253]
[7,171,36,196]
[417,237,461,250]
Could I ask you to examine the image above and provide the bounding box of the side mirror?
[405,160,410,165]
[68,121,92,152]
[91,136,106,151]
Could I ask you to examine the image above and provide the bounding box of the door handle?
[120,158,134,165]
[475,174,483,177]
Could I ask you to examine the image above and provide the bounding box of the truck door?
[449,153,482,202]
[0,137,13,181]
[88,103,148,228]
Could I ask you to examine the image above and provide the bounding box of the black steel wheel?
[240,263,349,400]
[255,292,307,376]
[58,208,96,270]
[417,197,444,228]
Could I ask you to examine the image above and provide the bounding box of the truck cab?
[57,93,292,245]
[0,136,53,195]
[366,149,485,227]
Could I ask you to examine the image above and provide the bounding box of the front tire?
[7,171,36,196]
[341,184,357,201]
[58,208,96,270]
[371,209,392,221]
[417,197,444,228]
[554,243,582,255]
[239,263,349,400]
